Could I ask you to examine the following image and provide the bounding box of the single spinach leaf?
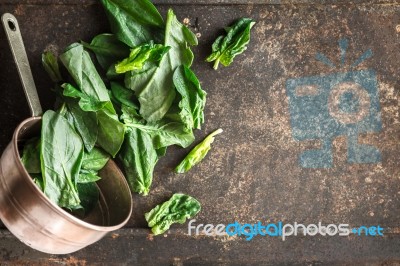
[127,9,198,122]
[65,98,98,152]
[77,169,102,183]
[60,43,115,114]
[148,120,194,149]
[173,65,206,131]
[97,109,125,157]
[21,137,41,174]
[99,0,164,47]
[42,51,62,83]
[175,128,223,173]
[119,128,158,195]
[41,110,83,208]
[82,147,110,171]
[82,33,130,70]
[111,82,139,109]
[145,193,201,235]
[115,42,170,74]
[124,119,194,149]
[206,18,255,69]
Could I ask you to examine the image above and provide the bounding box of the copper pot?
[0,13,132,254]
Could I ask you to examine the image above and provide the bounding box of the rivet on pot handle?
[2,13,42,117]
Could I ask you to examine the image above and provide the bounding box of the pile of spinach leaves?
[21,0,212,216]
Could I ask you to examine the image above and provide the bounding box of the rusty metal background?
[0,0,399,264]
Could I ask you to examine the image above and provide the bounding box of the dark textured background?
[0,1,399,264]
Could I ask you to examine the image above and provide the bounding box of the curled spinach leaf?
[145,193,201,235]
[175,128,223,173]
[206,18,255,69]
[115,42,170,74]
[173,65,206,131]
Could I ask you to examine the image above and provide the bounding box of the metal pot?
[0,13,132,254]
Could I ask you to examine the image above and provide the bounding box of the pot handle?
[2,13,42,117]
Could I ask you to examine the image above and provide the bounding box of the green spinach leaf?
[82,33,130,70]
[123,119,194,149]
[65,98,98,152]
[115,42,170,74]
[77,169,102,183]
[127,9,197,122]
[60,43,115,114]
[110,82,139,109]
[99,0,164,47]
[119,128,158,195]
[175,128,223,173]
[206,18,255,69]
[173,65,206,131]
[62,83,109,112]
[41,110,83,208]
[97,109,126,157]
[42,51,62,83]
[21,137,41,174]
[145,193,201,235]
[81,147,110,171]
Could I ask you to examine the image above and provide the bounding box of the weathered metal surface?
[0,0,399,264]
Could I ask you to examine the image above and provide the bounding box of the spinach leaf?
[82,33,130,70]
[119,128,158,195]
[115,42,170,74]
[65,98,98,152]
[62,83,109,112]
[77,170,102,183]
[60,43,115,114]
[127,9,198,122]
[41,110,83,208]
[173,65,206,131]
[175,128,223,173]
[145,193,201,235]
[148,120,194,149]
[121,104,142,124]
[97,109,126,157]
[110,82,139,109]
[81,147,110,171]
[42,51,62,83]
[21,137,41,174]
[123,119,194,149]
[206,18,255,69]
[100,0,164,47]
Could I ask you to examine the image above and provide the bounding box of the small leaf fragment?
[175,128,223,173]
